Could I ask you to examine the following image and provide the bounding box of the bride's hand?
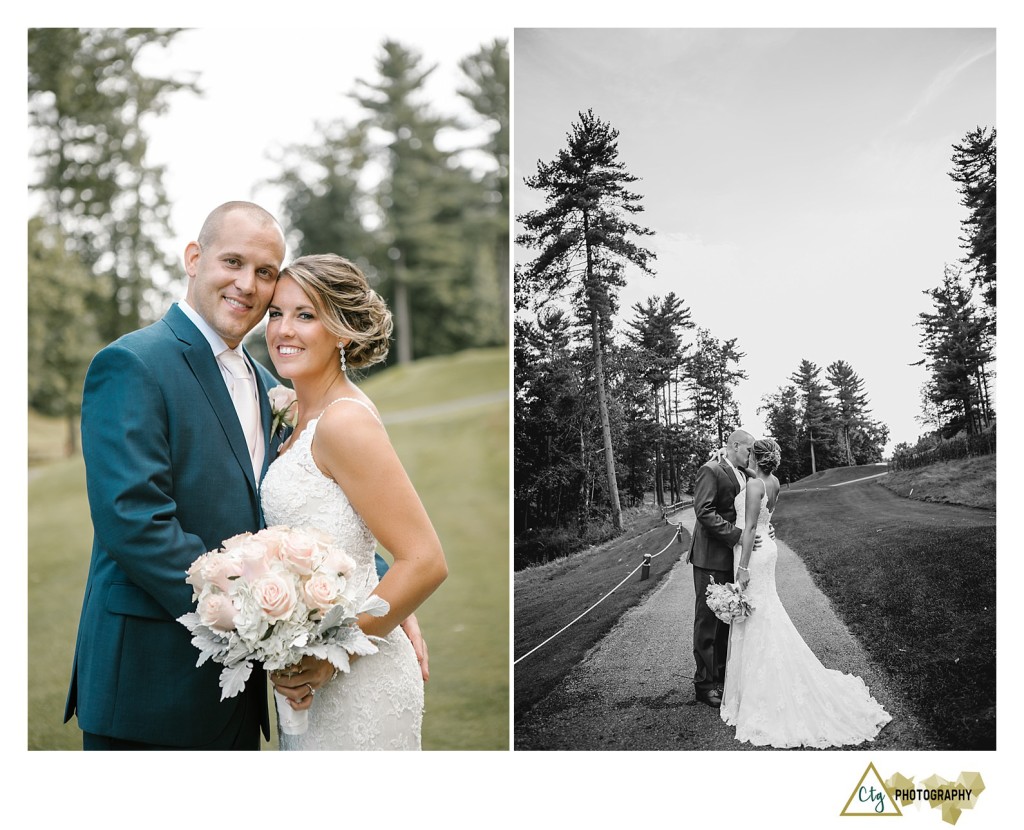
[270,656,336,710]
[737,568,750,590]
[707,446,726,463]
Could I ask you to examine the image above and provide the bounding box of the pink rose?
[251,572,297,621]
[257,526,290,561]
[198,592,238,632]
[204,554,244,594]
[281,530,318,575]
[302,572,342,614]
[186,553,212,594]
[221,532,253,550]
[238,540,273,582]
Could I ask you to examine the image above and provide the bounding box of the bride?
[259,253,448,750]
[720,438,890,748]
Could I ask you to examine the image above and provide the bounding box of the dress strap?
[320,396,384,427]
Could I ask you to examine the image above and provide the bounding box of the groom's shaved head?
[197,201,284,249]
[725,429,754,468]
[728,429,753,447]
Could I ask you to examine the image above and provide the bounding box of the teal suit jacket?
[64,305,278,746]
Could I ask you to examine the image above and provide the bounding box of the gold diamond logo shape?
[841,762,904,817]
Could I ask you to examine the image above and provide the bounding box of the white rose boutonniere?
[268,385,298,438]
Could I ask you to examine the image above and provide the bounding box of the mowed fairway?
[27,347,508,751]
[771,468,996,749]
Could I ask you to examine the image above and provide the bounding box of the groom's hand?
[751,524,777,551]
[401,613,430,682]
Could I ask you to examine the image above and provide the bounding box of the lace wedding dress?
[720,482,891,748]
[261,398,423,750]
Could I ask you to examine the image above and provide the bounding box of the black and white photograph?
[514,27,996,752]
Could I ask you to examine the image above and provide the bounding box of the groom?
[64,201,424,749]
[687,429,754,708]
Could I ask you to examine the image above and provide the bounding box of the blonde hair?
[752,438,782,473]
[279,254,393,370]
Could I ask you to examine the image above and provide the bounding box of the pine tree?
[27,217,106,455]
[518,110,656,531]
[758,386,803,483]
[789,359,836,474]
[275,39,504,363]
[949,127,996,313]
[28,28,194,341]
[917,265,994,436]
[458,39,510,338]
[351,41,484,362]
[825,360,871,466]
[624,293,693,505]
[686,329,747,446]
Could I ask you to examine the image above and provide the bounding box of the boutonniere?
[268,385,298,438]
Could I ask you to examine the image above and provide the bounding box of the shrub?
[890,425,995,471]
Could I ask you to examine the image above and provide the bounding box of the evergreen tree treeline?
[514,110,891,568]
[911,126,996,443]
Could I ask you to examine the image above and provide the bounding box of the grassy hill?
[27,346,508,751]
[786,463,889,490]
[881,455,995,511]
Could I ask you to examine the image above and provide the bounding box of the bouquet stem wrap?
[274,688,309,735]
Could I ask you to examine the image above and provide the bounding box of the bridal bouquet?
[177,525,388,732]
[706,577,754,624]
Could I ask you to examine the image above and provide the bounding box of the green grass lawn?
[28,346,508,751]
[881,455,995,510]
[513,508,686,737]
[772,476,995,750]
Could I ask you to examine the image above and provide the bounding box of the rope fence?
[513,516,687,666]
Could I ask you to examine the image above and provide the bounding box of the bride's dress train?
[720,486,890,748]
[261,398,423,750]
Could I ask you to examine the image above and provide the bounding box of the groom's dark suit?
[687,458,748,694]
[64,304,279,749]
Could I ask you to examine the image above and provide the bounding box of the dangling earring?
[338,341,347,373]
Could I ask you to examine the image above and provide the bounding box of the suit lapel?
[247,349,276,483]
[719,458,741,498]
[166,307,259,496]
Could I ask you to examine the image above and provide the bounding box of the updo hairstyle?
[279,254,393,371]
[752,438,782,474]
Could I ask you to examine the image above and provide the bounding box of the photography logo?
[841,764,985,824]
[841,762,902,816]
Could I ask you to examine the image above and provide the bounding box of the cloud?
[899,42,995,127]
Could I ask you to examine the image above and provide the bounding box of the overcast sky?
[515,28,996,452]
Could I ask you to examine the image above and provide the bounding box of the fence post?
[640,553,651,581]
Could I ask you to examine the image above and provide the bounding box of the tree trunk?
[590,306,622,531]
[64,413,78,457]
[653,387,663,507]
[393,264,413,365]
